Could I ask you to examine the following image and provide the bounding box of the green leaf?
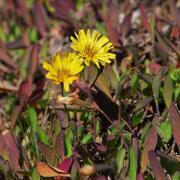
[77,126,83,138]
[38,128,48,144]
[116,147,126,173]
[132,111,144,126]
[0,26,6,41]
[128,147,137,180]
[28,107,38,132]
[65,128,73,157]
[96,121,100,134]
[163,74,173,107]
[95,22,107,35]
[130,73,139,94]
[174,85,180,101]
[28,27,38,43]
[81,134,92,145]
[172,171,180,180]
[124,132,132,143]
[32,168,40,180]
[159,120,172,142]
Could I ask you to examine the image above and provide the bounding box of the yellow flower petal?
[70,29,116,68]
[42,52,84,91]
[64,82,70,92]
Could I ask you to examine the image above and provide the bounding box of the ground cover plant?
[0,0,179,179]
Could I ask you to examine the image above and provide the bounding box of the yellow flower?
[70,29,116,68]
[42,52,84,91]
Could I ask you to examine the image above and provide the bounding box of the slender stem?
[90,67,103,88]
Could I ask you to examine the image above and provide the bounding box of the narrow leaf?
[148,150,166,180]
[169,103,180,145]
[81,134,93,145]
[157,151,180,175]
[116,147,126,173]
[163,74,173,107]
[141,126,157,172]
[128,146,137,180]
[28,107,37,132]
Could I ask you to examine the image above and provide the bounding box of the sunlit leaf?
[116,147,126,173]
[28,107,38,132]
[81,134,93,145]
[128,146,137,180]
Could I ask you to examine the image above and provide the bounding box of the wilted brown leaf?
[36,162,70,177]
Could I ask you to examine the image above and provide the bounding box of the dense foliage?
[0,0,179,179]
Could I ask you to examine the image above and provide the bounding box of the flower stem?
[90,67,104,88]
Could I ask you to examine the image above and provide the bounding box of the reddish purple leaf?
[148,150,166,180]
[58,157,73,173]
[144,126,158,150]
[169,0,180,26]
[132,136,138,160]
[55,131,65,159]
[6,39,29,49]
[106,134,115,141]
[18,80,32,103]
[10,104,24,129]
[149,61,162,75]
[28,43,40,85]
[95,143,107,153]
[139,3,150,32]
[170,26,180,39]
[28,88,44,105]
[103,16,120,46]
[0,48,16,69]
[33,3,46,37]
[37,142,55,163]
[51,0,75,24]
[121,12,132,38]
[169,103,180,145]
[141,126,157,172]
[1,131,21,173]
[154,42,169,61]
[17,0,32,26]
[137,170,144,180]
[56,110,69,129]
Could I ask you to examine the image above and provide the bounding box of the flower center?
[57,69,71,82]
[84,44,97,58]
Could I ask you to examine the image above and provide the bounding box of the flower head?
[42,52,84,91]
[70,29,116,68]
